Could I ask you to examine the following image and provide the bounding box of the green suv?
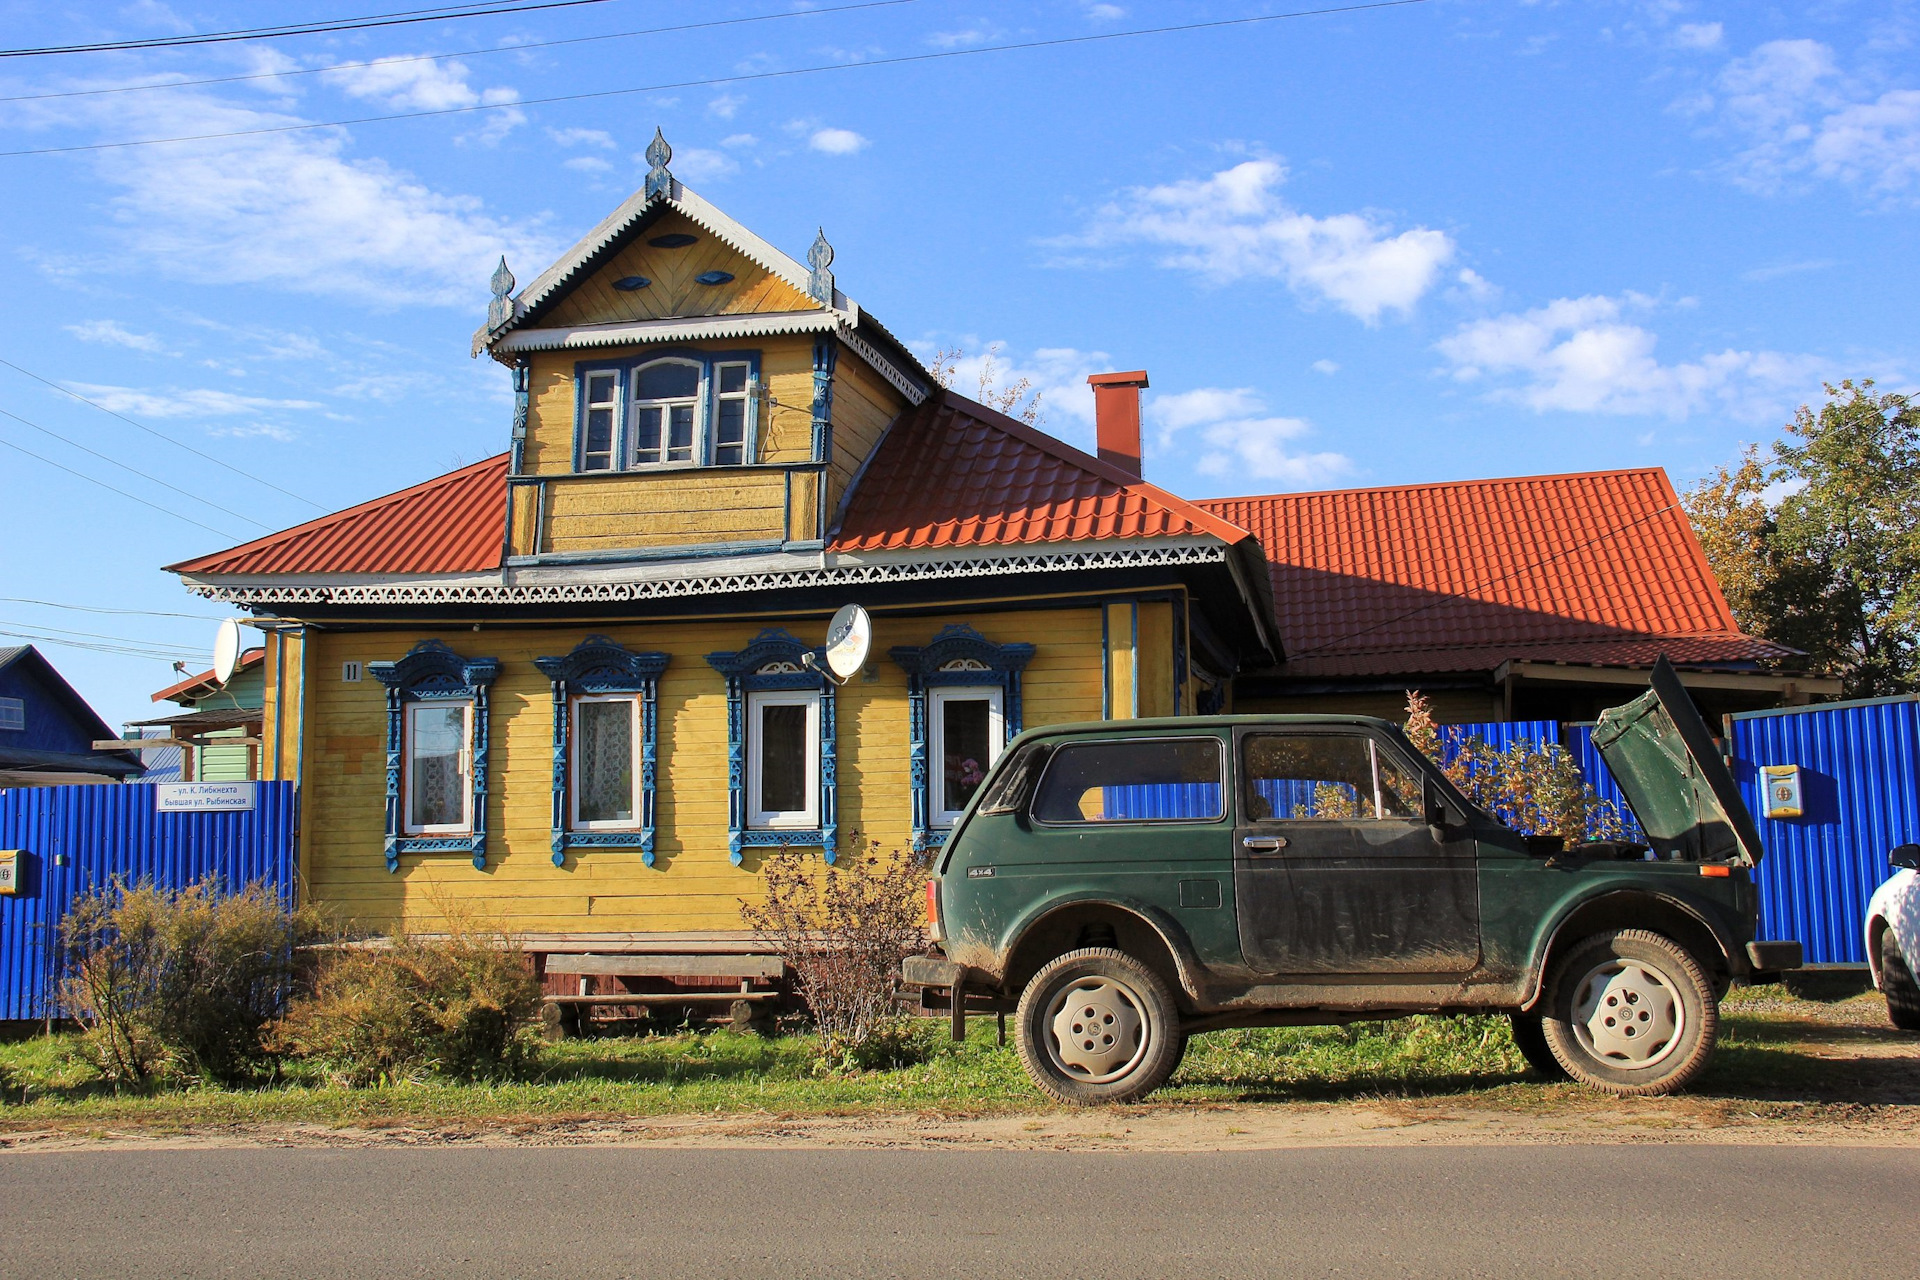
[902,659,1802,1104]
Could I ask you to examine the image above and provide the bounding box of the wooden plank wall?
[824,348,908,522]
[297,606,1106,936]
[540,211,818,329]
[544,472,788,553]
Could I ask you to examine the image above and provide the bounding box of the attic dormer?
[476,131,928,565]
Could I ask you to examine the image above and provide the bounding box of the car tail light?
[926,879,941,935]
[1699,865,1732,878]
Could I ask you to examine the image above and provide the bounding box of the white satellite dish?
[212,618,244,685]
[822,604,872,681]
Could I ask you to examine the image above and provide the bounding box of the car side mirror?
[1423,778,1450,836]
[1893,844,1920,872]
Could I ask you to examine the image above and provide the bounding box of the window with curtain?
[572,695,637,827]
[405,701,471,833]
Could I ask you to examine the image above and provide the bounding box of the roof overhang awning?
[1493,659,1841,700]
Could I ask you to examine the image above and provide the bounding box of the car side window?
[1242,732,1419,822]
[1030,737,1225,824]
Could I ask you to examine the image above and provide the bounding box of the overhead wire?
[0,597,219,620]
[0,0,627,59]
[0,431,242,539]
[0,356,326,510]
[0,1,1433,157]
[0,405,272,530]
[0,624,206,661]
[0,0,923,104]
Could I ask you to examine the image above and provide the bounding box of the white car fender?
[1866,868,1920,988]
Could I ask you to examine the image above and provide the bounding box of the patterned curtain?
[576,699,635,823]
[408,704,468,828]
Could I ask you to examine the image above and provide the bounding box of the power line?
[0,0,921,104]
[0,619,203,654]
[0,597,217,620]
[0,431,241,539]
[0,405,271,530]
[1,0,625,59]
[0,1,1432,157]
[0,627,203,661]
[0,356,326,510]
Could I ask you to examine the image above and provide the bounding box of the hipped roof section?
[1196,468,1795,678]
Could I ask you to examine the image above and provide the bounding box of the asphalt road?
[1,1143,1914,1278]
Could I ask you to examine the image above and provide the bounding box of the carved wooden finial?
[486,255,515,330]
[807,227,835,305]
[645,127,674,199]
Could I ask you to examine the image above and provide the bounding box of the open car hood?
[1592,656,1766,865]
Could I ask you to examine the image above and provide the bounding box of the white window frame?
[569,693,642,831]
[628,357,706,469]
[929,686,1005,827]
[0,697,22,732]
[746,688,821,829]
[709,360,755,466]
[403,699,474,836]
[580,370,622,472]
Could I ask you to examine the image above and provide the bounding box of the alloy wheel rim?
[1044,976,1151,1084]
[1570,958,1685,1070]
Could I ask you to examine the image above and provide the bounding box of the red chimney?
[1087,370,1149,480]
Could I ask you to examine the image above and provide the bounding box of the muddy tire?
[1541,929,1718,1097]
[1881,928,1920,1032]
[1015,948,1183,1105]
[1508,1011,1568,1080]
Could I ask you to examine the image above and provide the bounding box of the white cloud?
[708,93,745,119]
[1704,39,1920,199]
[1060,159,1454,323]
[548,127,615,149]
[1147,386,1351,487]
[809,127,869,155]
[1742,258,1837,281]
[563,155,611,173]
[929,26,998,49]
[671,147,739,182]
[721,133,758,148]
[1085,3,1125,18]
[1673,22,1723,50]
[67,382,321,418]
[46,91,555,307]
[65,320,166,353]
[1435,293,1826,421]
[207,422,298,442]
[324,56,523,144]
[1311,359,1340,375]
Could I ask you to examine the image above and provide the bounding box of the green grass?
[0,990,1903,1133]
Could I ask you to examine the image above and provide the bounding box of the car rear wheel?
[1015,948,1183,1105]
[1508,1011,1569,1080]
[1880,928,1920,1032]
[1540,929,1718,1096]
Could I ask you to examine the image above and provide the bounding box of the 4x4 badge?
[967,866,995,878]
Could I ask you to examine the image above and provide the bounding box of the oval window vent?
[694,270,734,286]
[613,276,651,291]
[648,233,698,248]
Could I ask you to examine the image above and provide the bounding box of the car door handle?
[1242,835,1288,852]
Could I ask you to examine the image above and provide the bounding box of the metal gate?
[0,781,296,1020]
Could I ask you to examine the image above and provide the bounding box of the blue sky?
[0,0,1915,723]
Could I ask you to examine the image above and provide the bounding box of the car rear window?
[977,741,1053,815]
[1030,737,1225,823]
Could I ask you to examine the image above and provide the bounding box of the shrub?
[272,916,543,1085]
[740,836,930,1069]
[1404,692,1627,841]
[60,878,319,1088]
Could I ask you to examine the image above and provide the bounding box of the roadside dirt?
[3,997,1914,1154]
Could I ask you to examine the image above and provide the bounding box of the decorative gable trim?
[534,636,670,868]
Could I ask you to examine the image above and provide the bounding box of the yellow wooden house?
[165,133,1279,957]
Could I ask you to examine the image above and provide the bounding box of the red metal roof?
[1195,469,1792,678]
[167,454,509,577]
[151,647,265,704]
[831,392,1251,551]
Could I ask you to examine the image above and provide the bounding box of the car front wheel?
[1540,929,1718,1096]
[1881,928,1920,1032]
[1015,947,1183,1105]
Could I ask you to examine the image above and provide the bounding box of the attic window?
[695,271,734,286]
[649,233,697,248]
[613,276,651,291]
[0,697,22,732]
[574,353,760,473]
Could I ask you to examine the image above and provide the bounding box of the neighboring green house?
[134,649,265,782]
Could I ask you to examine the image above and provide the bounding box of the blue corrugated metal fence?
[0,781,296,1021]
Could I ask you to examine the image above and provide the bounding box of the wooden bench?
[539,953,786,1036]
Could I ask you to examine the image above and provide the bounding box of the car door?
[1232,726,1481,976]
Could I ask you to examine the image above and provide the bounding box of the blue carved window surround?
[369,640,499,873]
[572,348,762,474]
[704,628,837,865]
[890,625,1035,851]
[534,636,671,868]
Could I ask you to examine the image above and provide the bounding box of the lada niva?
[902,659,1802,1104]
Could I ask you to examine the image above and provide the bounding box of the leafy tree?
[1684,380,1920,697]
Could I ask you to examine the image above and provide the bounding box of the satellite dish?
[823,604,872,681]
[212,618,243,685]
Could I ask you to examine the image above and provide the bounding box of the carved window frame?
[705,629,837,865]
[571,349,762,474]
[890,625,1035,852]
[369,640,499,872]
[534,636,670,867]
